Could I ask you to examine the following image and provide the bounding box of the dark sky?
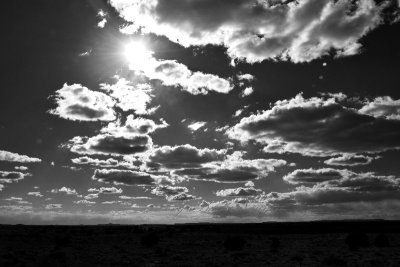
[1,0,400,224]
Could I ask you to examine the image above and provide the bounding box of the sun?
[123,41,154,70]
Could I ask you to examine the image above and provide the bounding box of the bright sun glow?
[124,41,154,70]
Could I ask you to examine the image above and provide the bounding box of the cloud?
[324,154,376,166]
[45,204,62,209]
[241,87,254,97]
[49,83,116,121]
[0,150,41,163]
[167,193,197,202]
[283,168,350,185]
[27,192,43,197]
[0,171,30,183]
[148,144,225,169]
[216,187,264,197]
[88,187,123,194]
[187,121,207,132]
[121,45,233,94]
[151,185,188,197]
[266,169,400,207]
[151,185,197,201]
[173,151,286,183]
[74,200,96,205]
[101,115,168,136]
[229,93,400,157]
[67,134,152,156]
[206,200,266,218]
[237,74,254,81]
[51,187,79,195]
[97,9,108,28]
[119,195,151,200]
[92,169,173,186]
[72,157,120,168]
[15,166,29,171]
[359,96,400,120]
[100,78,155,115]
[110,0,394,63]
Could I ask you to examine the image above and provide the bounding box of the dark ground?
[0,220,399,266]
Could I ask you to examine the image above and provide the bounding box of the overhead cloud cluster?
[0,150,41,163]
[229,93,400,157]
[49,83,116,121]
[92,169,173,186]
[110,0,396,63]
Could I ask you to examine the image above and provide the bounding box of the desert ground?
[0,221,399,266]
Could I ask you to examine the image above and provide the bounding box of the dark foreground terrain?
[0,220,399,266]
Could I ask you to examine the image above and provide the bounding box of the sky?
[1,0,400,224]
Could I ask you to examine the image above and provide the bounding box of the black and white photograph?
[1,0,400,266]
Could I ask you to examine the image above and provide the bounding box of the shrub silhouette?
[140,232,159,248]
[374,233,390,247]
[270,237,280,253]
[224,236,246,251]
[345,232,370,251]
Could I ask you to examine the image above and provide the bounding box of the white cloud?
[100,78,155,115]
[110,0,392,63]
[101,115,168,136]
[0,171,31,183]
[216,187,264,197]
[51,187,79,195]
[187,121,207,132]
[121,45,233,94]
[229,93,400,157]
[359,96,400,120]
[88,187,123,194]
[241,87,254,97]
[324,154,376,166]
[0,150,41,163]
[27,192,43,197]
[49,83,116,121]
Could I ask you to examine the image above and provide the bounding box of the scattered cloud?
[216,187,264,197]
[324,154,376,166]
[49,83,116,121]
[88,187,123,194]
[0,171,31,183]
[0,150,41,163]
[67,134,152,156]
[51,187,79,195]
[101,115,168,136]
[27,192,44,197]
[100,78,155,115]
[187,121,207,132]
